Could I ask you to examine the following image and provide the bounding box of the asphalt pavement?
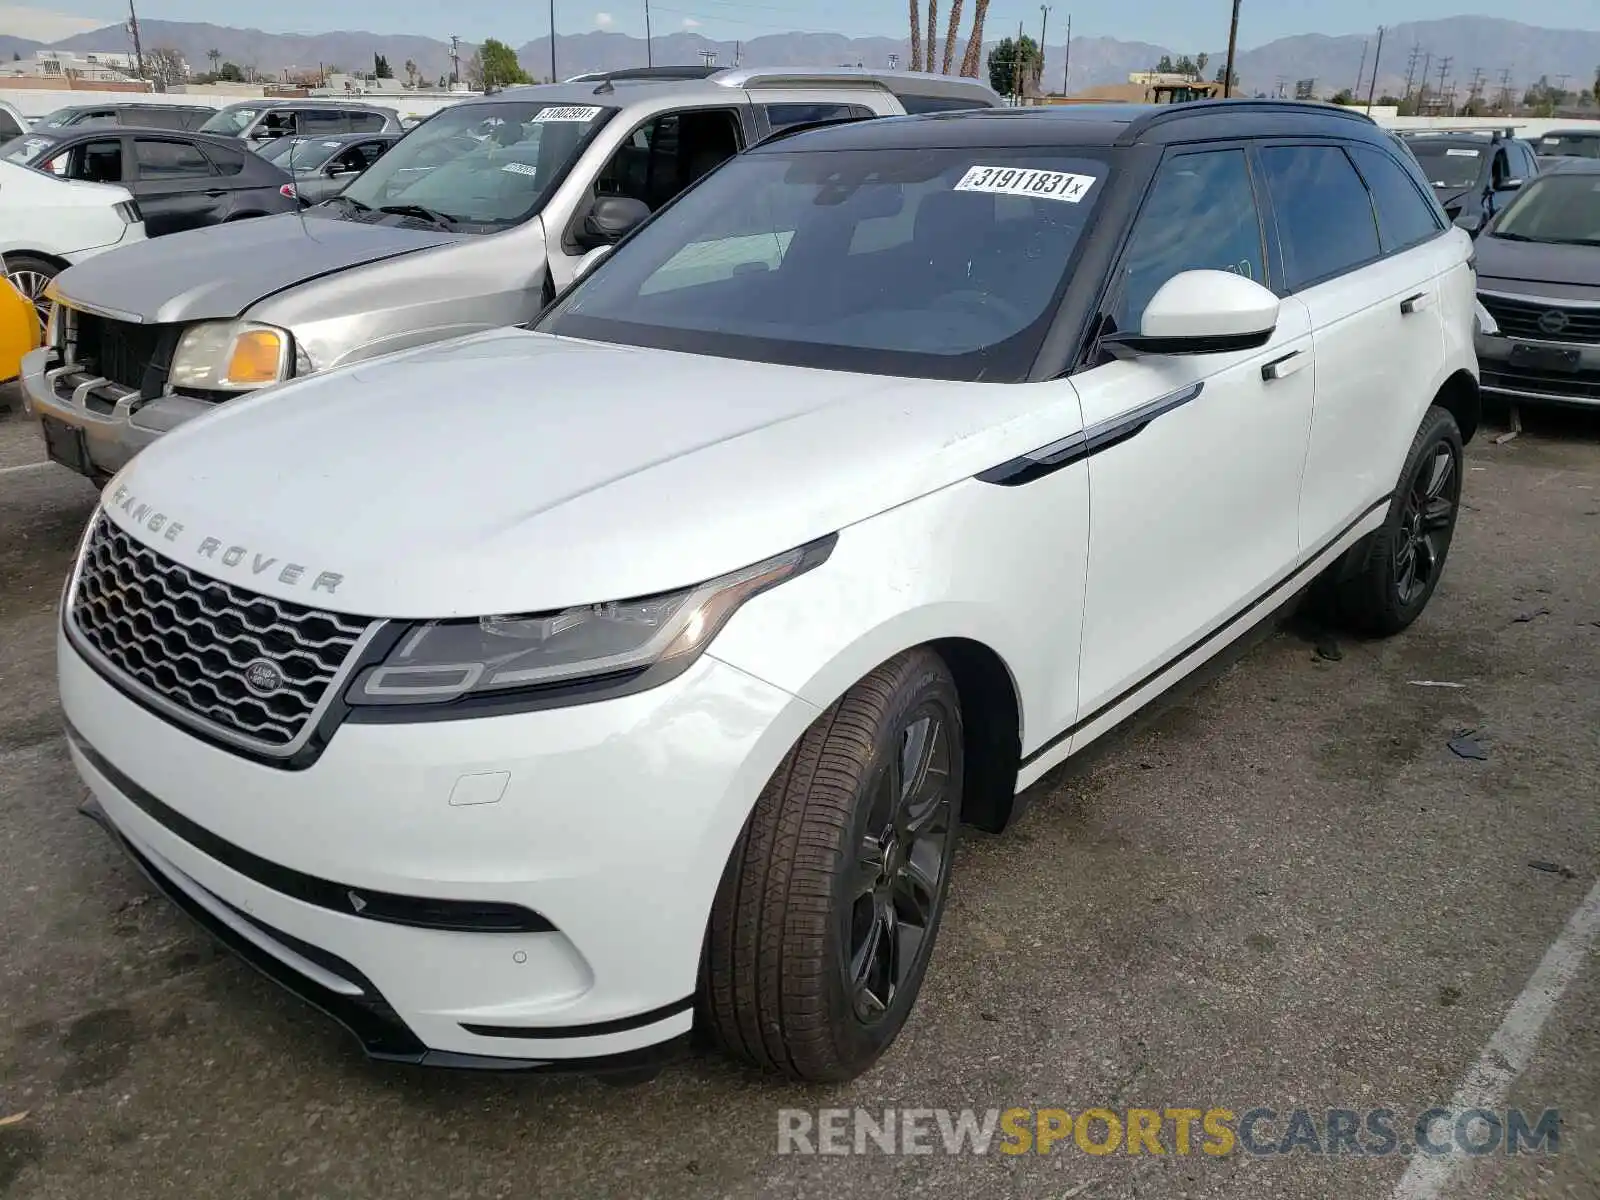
[0,401,1596,1200]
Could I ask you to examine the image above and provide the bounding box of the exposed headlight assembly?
[169,320,293,391]
[347,535,836,710]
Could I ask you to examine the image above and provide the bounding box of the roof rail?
[1396,125,1517,138]
[579,65,719,85]
[1118,98,1377,144]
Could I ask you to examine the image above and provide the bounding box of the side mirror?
[1108,269,1280,355]
[1496,177,1524,192]
[579,196,651,249]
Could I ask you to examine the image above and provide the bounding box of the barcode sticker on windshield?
[954,165,1097,203]
[501,162,538,176]
[1446,148,1480,157]
[533,105,602,122]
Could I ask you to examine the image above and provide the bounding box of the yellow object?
[224,327,285,386]
[0,275,41,385]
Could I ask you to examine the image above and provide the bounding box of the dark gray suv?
[198,100,402,147]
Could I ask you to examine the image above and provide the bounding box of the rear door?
[1257,140,1447,556]
[130,136,226,235]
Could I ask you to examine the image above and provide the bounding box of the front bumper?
[21,345,216,481]
[60,629,821,1069]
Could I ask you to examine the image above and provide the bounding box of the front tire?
[1325,404,1464,636]
[700,648,963,1082]
[3,253,58,337]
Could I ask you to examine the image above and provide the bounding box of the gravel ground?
[0,402,1596,1200]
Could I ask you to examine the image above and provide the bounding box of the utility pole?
[1353,39,1367,97]
[734,40,741,67]
[549,0,558,82]
[1038,6,1050,95]
[448,35,460,86]
[1222,0,1242,99]
[1364,25,1384,114]
[1554,72,1570,103]
[1436,55,1452,105]
[1011,18,1024,101]
[1402,42,1420,104]
[1497,67,1512,114]
[126,0,145,83]
[644,0,652,65]
[1062,12,1071,95]
[1467,65,1484,111]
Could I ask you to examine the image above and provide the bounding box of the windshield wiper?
[377,203,458,229]
[321,193,371,214]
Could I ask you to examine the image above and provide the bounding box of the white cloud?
[594,11,614,25]
[681,17,701,27]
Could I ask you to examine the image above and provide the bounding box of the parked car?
[1,127,297,237]
[0,275,41,386]
[0,100,29,141]
[0,159,145,334]
[20,67,1001,482]
[1532,127,1600,169]
[1396,127,1540,235]
[278,132,402,205]
[1473,157,1600,408]
[26,102,217,133]
[198,99,403,146]
[57,100,1478,1081]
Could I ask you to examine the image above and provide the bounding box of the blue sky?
[55,0,1600,48]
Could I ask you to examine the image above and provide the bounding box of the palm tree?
[940,0,964,74]
[206,47,220,73]
[907,0,922,78]
[959,0,989,78]
[924,0,938,72]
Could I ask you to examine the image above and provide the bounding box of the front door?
[130,137,226,235]
[1071,145,1316,749]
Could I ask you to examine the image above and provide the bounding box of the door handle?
[1401,291,1434,315]
[1261,349,1310,382]
[204,188,227,197]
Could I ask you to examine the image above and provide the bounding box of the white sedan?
[0,158,145,332]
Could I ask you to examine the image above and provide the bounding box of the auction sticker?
[501,161,538,176]
[955,165,1097,203]
[1446,148,1480,157]
[534,106,602,122]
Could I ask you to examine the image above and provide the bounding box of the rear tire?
[3,253,58,336]
[1322,404,1464,637]
[699,648,963,1083]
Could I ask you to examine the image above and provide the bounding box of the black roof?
[23,125,261,151]
[750,99,1389,155]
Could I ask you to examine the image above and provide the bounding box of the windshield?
[1536,134,1600,159]
[257,135,308,164]
[334,101,616,230]
[1492,173,1600,245]
[540,147,1111,382]
[1408,143,1484,189]
[0,133,58,164]
[199,105,262,135]
[280,138,349,171]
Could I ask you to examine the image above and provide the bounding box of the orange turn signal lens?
[224,329,285,386]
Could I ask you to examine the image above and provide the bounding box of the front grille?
[64,309,172,393]
[1479,295,1600,345]
[70,515,371,750]
[1481,366,1600,401]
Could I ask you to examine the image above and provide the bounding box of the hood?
[1475,232,1600,290]
[101,329,1082,619]
[53,212,458,324]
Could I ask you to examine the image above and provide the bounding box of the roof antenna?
[285,129,314,241]
[593,77,615,95]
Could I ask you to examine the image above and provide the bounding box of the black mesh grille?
[69,515,371,749]
[69,311,170,392]
[1479,295,1600,345]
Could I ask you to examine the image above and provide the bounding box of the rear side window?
[348,112,388,133]
[1258,145,1381,290]
[1346,144,1443,254]
[134,138,214,179]
[896,93,987,114]
[299,110,349,135]
[1110,148,1266,334]
[763,102,873,131]
[202,144,246,176]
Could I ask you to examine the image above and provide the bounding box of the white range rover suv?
[58,100,1479,1084]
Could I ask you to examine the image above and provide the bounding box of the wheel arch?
[1435,368,1481,444]
[929,637,1024,834]
[1,248,71,274]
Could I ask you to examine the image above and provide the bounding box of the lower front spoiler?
[79,795,690,1077]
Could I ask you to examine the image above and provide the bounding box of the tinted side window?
[0,111,19,138]
[897,93,986,114]
[1258,145,1381,290]
[131,107,189,130]
[201,144,246,176]
[134,138,214,178]
[764,102,872,131]
[1109,148,1266,334]
[1347,144,1443,254]
[348,112,388,133]
[299,111,349,135]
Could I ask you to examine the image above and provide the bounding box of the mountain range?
[2,15,1598,100]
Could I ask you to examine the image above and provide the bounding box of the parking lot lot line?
[1392,879,1600,1200]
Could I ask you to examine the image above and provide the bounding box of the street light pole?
[1222,0,1241,98]
[1364,25,1385,114]
[549,0,558,82]
[1062,12,1071,95]
[126,0,145,83]
[1038,5,1050,95]
[645,0,653,66]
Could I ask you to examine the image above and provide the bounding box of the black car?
[0,127,297,236]
[30,102,217,133]
[1473,158,1600,409]
[1397,128,1540,235]
[277,131,402,205]
[1531,128,1600,170]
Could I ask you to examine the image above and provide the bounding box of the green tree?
[987,34,1041,96]
[479,38,531,88]
[1195,52,1208,78]
[1155,53,1174,72]
[1330,88,1354,105]
[1173,54,1196,77]
[374,52,393,78]
[1213,63,1238,87]
[217,60,244,82]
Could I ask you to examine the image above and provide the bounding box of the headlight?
[169,321,292,391]
[347,536,836,708]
